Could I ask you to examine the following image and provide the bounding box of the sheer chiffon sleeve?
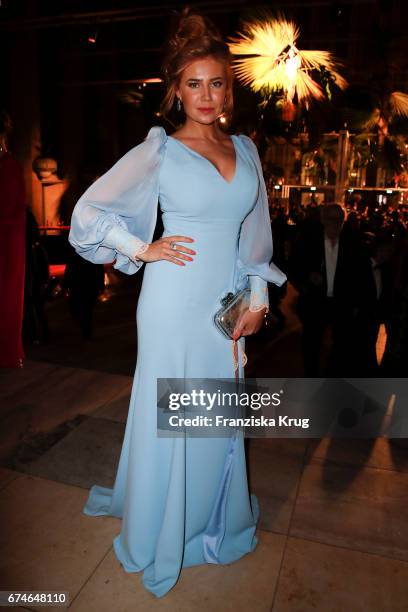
[68,126,167,275]
[234,134,287,309]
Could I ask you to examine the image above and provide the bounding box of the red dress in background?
[0,151,26,367]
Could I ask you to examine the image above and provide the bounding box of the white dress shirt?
[371,258,383,300]
[324,236,339,297]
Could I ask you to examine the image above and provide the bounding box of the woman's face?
[175,55,228,125]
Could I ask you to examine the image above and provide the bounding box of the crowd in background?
[268,195,408,376]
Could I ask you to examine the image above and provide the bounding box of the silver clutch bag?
[213,288,251,339]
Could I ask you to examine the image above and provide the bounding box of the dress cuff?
[249,276,269,313]
[105,224,149,263]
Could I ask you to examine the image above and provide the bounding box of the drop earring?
[176,97,182,112]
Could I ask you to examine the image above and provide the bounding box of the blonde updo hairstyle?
[160,7,234,127]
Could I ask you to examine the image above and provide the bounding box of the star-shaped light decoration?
[227,17,348,118]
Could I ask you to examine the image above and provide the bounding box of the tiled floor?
[273,537,408,612]
[0,473,118,611]
[15,417,126,489]
[1,275,407,611]
[2,394,408,611]
[69,532,286,612]
[291,460,408,562]
[0,360,132,466]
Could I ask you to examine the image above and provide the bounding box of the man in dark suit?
[289,203,375,376]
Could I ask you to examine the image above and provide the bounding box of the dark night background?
[1,0,407,222]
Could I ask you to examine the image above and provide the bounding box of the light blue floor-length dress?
[68,126,286,598]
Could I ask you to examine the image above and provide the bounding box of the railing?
[264,130,408,204]
[267,184,408,210]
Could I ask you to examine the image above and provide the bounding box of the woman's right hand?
[135,235,196,266]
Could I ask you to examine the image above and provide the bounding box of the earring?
[176,97,182,112]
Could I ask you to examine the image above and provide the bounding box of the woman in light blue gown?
[68,9,286,598]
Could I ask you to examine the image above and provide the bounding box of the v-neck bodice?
[158,132,258,231]
[167,134,238,185]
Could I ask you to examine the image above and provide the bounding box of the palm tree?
[362,92,408,146]
[227,16,347,121]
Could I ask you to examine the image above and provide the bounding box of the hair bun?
[169,6,222,53]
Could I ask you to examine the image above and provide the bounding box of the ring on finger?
[170,242,177,250]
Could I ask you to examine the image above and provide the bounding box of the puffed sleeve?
[68,125,167,275]
[234,134,287,308]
